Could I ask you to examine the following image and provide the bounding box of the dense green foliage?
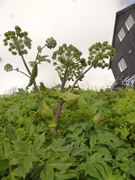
[1,88,135,180]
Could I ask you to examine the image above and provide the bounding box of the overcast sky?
[0,0,135,94]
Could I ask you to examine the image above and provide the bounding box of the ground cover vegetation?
[1,26,135,180]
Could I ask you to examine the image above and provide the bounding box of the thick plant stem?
[49,100,64,133]
[55,100,64,121]
[50,127,57,133]
[61,67,68,93]
[53,67,68,130]
[20,54,31,75]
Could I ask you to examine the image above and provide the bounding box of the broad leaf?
[47,160,73,170]
[55,170,77,180]
[40,165,54,180]
[12,140,28,151]
[13,154,36,178]
[116,148,131,160]
[86,164,103,180]
[27,123,35,137]
[34,132,45,151]
[5,126,18,140]
[71,140,87,156]
[2,142,12,158]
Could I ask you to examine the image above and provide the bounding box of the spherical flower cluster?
[45,37,57,49]
[3,26,32,56]
[4,63,13,72]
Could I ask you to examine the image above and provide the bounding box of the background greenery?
[1,87,135,180]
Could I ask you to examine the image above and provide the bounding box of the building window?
[125,14,135,31]
[118,27,126,41]
[118,57,127,72]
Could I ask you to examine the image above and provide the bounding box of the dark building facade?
[109,3,135,81]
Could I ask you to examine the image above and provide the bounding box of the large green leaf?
[5,104,20,118]
[94,163,108,179]
[0,156,8,173]
[12,139,28,151]
[48,138,65,150]
[36,121,49,132]
[40,165,54,180]
[125,156,135,177]
[116,148,131,160]
[2,142,12,158]
[27,123,35,137]
[5,126,18,140]
[71,140,87,156]
[55,170,77,180]
[47,160,73,170]
[6,172,18,180]
[33,132,45,151]
[85,164,103,179]
[13,153,36,178]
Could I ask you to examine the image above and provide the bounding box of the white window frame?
[118,27,126,41]
[118,57,127,72]
[125,14,135,31]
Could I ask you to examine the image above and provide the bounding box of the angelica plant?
[3,26,115,133]
[3,25,56,93]
[52,42,115,126]
[3,26,57,132]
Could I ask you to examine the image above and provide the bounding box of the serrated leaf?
[16,88,26,96]
[36,121,49,132]
[22,98,36,109]
[90,134,98,147]
[116,148,130,160]
[129,167,135,177]
[107,170,124,180]
[13,154,35,178]
[40,165,54,180]
[10,152,25,165]
[128,157,135,176]
[49,138,65,149]
[6,172,18,180]
[95,163,107,179]
[50,84,61,90]
[27,123,35,137]
[65,142,74,156]
[48,161,72,170]
[2,142,12,158]
[34,132,45,150]
[86,164,103,179]
[37,55,50,63]
[47,156,73,170]
[97,147,112,163]
[78,96,87,105]
[9,157,19,166]
[97,131,113,144]
[90,152,102,163]
[55,170,77,180]
[0,156,8,172]
[5,126,18,140]
[29,61,36,68]
[44,149,59,160]
[12,140,28,151]
[71,141,87,156]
